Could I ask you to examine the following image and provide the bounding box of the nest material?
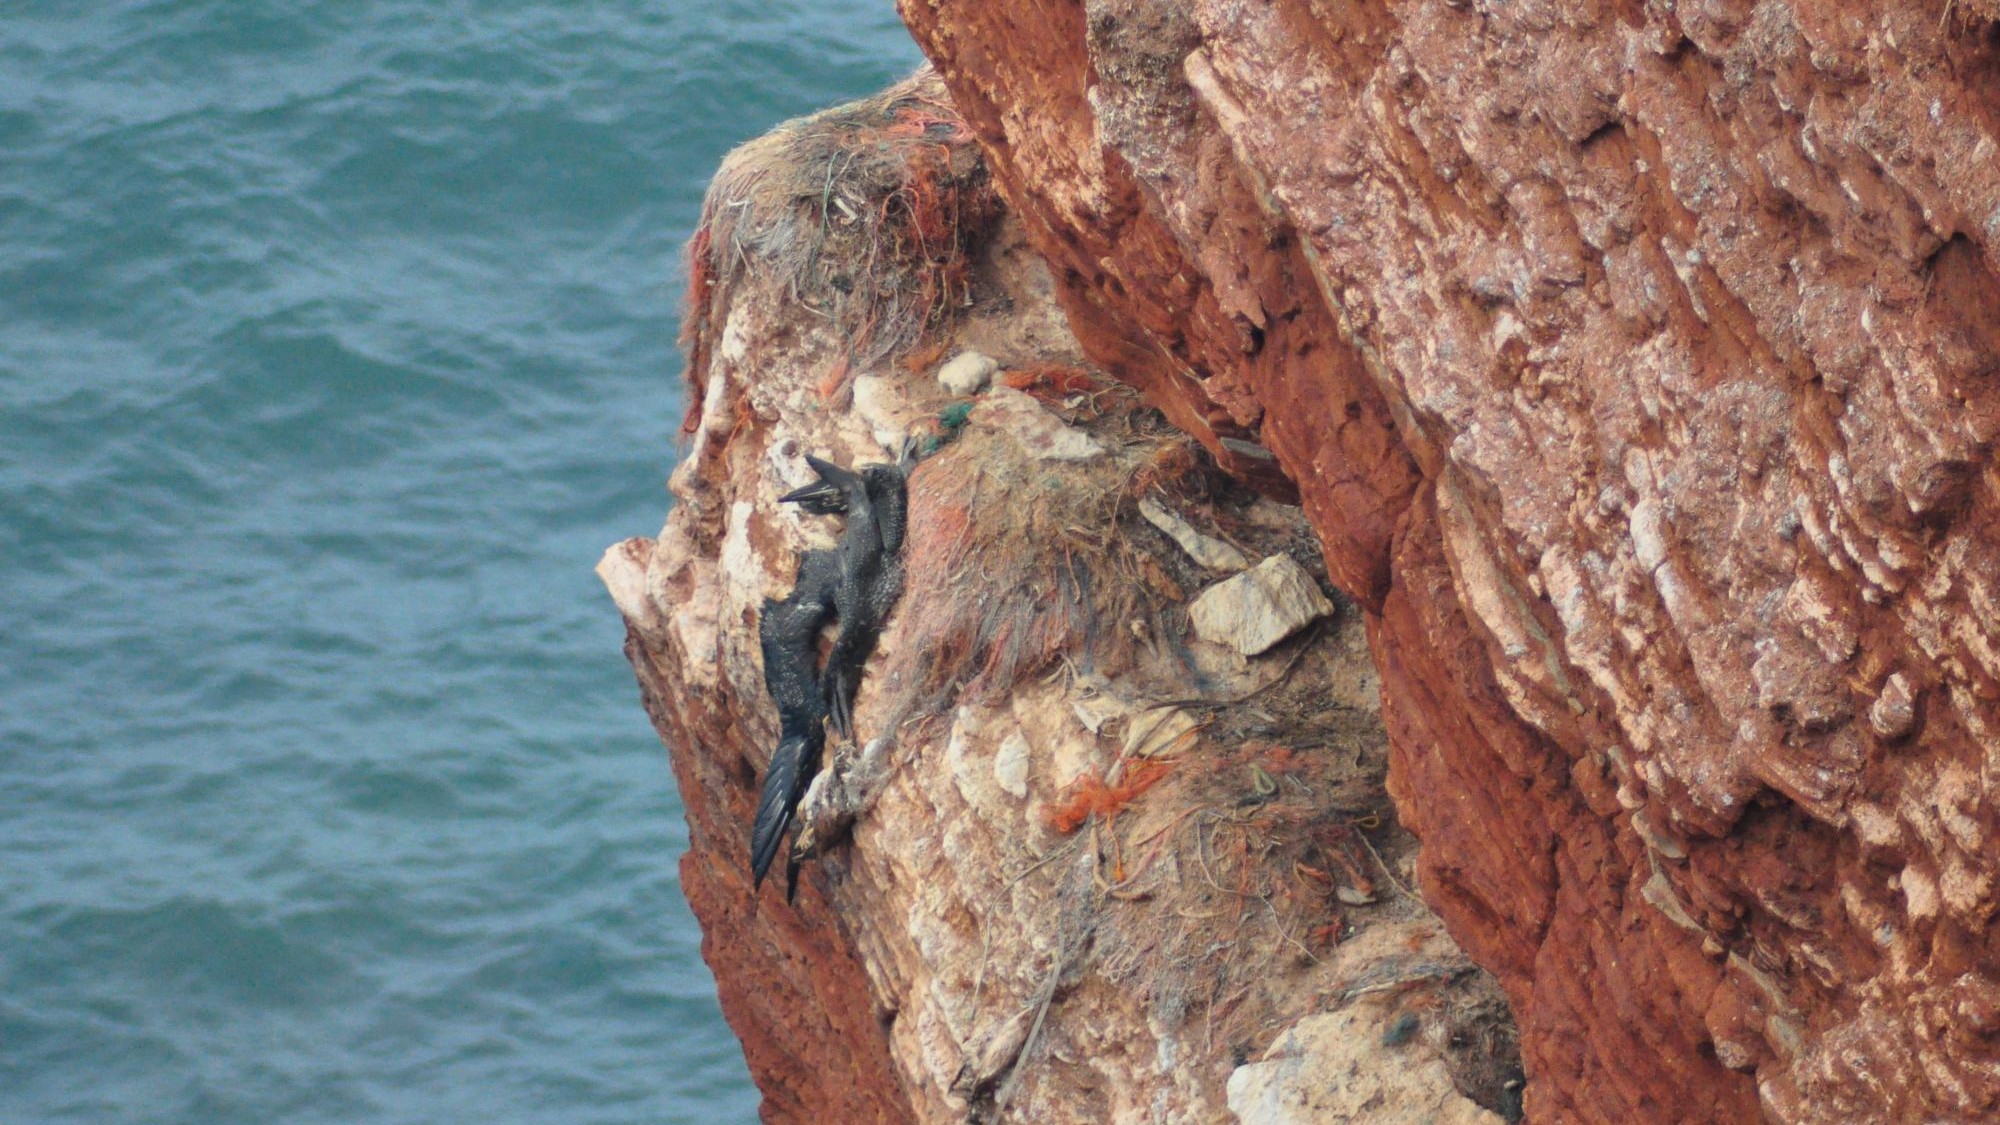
[680,69,1000,432]
[879,395,1524,1107]
[887,408,1207,722]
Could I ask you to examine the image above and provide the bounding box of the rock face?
[888,1,2000,1121]
[1188,554,1334,656]
[605,74,1521,1123]
[1227,1006,1508,1125]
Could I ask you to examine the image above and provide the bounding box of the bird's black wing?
[822,464,909,739]
[750,550,841,889]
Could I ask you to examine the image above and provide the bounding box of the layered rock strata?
[603,74,1522,1122]
[890,1,2000,1121]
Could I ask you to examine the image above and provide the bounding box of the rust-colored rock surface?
[895,0,2000,1120]
[606,74,1524,1123]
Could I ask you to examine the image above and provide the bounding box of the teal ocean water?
[0,4,921,1122]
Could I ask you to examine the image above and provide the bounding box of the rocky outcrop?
[888,1,2000,1121]
[604,74,1523,1122]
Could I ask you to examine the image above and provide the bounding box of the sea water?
[0,3,922,1121]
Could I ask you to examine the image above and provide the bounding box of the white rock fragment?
[718,306,752,364]
[595,538,655,629]
[850,373,907,452]
[976,386,1104,461]
[1139,496,1251,572]
[937,350,997,395]
[719,500,760,583]
[994,730,1030,798]
[1189,554,1333,657]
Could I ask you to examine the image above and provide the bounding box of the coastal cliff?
[603,73,1518,1122]
[609,2,2000,1120]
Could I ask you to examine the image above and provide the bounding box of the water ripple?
[1,2,919,1122]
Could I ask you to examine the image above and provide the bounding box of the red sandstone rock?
[605,74,1524,1123]
[896,1,2000,1120]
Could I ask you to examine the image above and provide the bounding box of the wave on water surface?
[0,2,925,1121]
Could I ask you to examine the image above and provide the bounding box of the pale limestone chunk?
[976,386,1104,461]
[596,538,656,630]
[1138,496,1251,571]
[850,373,907,452]
[993,730,1030,799]
[937,350,996,395]
[1189,554,1333,656]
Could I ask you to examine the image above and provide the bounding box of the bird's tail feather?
[749,727,821,889]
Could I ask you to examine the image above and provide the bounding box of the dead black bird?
[746,446,914,896]
[787,451,910,740]
[748,549,839,894]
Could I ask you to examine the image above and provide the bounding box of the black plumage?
[749,549,838,892]
[747,449,912,896]
[776,472,849,516]
[821,460,908,739]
